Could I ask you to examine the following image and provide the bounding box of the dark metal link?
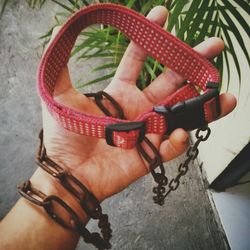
[18,180,50,207]
[186,146,199,160]
[85,91,125,119]
[195,126,211,141]
[136,136,168,205]
[137,136,163,168]
[153,186,166,194]
[192,137,203,150]
[169,179,180,191]
[151,171,168,186]
[44,195,82,230]
[178,163,188,175]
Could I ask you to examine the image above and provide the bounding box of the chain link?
[85,91,125,119]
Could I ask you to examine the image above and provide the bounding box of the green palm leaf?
[0,0,9,16]
[222,0,250,37]
[176,0,202,40]
[221,24,242,83]
[233,0,250,15]
[223,46,231,91]
[219,4,250,65]
[167,0,189,32]
[27,0,46,8]
[195,0,216,44]
[51,0,75,13]
[76,71,116,88]
[185,0,211,45]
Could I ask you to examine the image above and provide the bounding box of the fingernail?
[183,134,189,144]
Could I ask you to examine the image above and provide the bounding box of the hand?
[40,6,236,202]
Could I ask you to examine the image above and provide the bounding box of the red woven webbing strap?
[38,3,220,149]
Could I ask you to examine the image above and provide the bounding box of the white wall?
[195,6,250,250]
[211,174,250,250]
[197,28,250,183]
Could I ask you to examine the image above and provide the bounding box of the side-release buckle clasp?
[153,82,220,135]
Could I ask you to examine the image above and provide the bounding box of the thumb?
[159,129,189,162]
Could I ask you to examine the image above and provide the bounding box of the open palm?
[41,6,236,201]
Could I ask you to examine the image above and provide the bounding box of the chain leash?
[152,126,211,205]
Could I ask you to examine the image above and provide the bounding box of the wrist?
[30,168,89,224]
[29,166,112,249]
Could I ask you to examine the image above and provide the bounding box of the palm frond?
[76,70,116,88]
[176,0,202,41]
[195,0,216,44]
[26,0,47,8]
[219,4,250,65]
[224,0,249,37]
[92,62,117,71]
[167,0,189,32]
[223,46,231,91]
[0,0,9,16]
[169,0,249,91]
[184,1,211,45]
[51,0,75,13]
[233,0,250,15]
[221,24,242,83]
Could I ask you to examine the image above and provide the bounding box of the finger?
[194,37,224,57]
[160,128,189,162]
[219,93,237,118]
[143,37,225,104]
[159,92,236,162]
[46,26,62,49]
[54,66,73,97]
[113,6,168,85]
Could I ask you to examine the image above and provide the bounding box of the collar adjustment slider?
[105,121,145,148]
[153,82,220,135]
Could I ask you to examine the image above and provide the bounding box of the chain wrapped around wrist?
[18,130,112,250]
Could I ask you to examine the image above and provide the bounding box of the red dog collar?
[38,3,221,149]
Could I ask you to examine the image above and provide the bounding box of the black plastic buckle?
[153,82,220,135]
[105,121,145,147]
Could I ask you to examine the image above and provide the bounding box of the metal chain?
[36,129,112,249]
[152,126,211,205]
[18,180,111,250]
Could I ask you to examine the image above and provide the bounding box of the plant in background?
[1,0,249,91]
